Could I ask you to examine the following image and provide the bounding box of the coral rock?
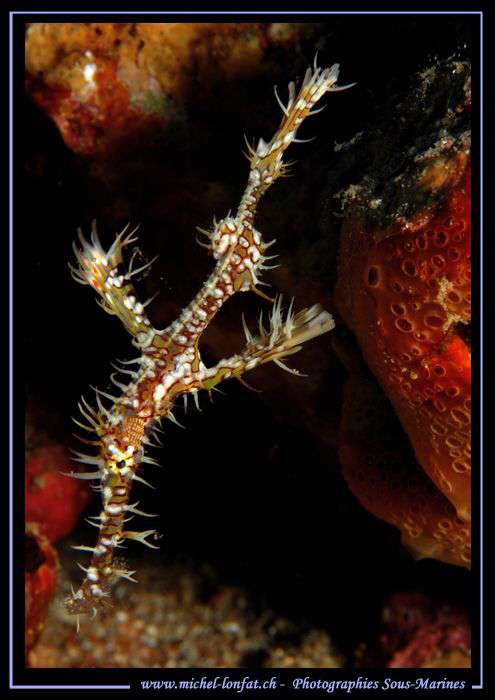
[380,591,470,668]
[388,614,470,668]
[26,444,93,542]
[25,22,314,157]
[25,523,58,658]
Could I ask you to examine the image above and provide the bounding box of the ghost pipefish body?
[64,57,354,618]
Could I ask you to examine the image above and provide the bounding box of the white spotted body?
[64,57,353,617]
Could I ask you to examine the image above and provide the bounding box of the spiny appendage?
[243,55,356,196]
[64,422,161,616]
[69,220,158,339]
[200,295,335,387]
[64,297,333,615]
[168,58,352,355]
[65,58,351,616]
[157,227,276,363]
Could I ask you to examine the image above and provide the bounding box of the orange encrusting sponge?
[340,373,470,568]
[336,162,471,567]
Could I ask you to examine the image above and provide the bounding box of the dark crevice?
[455,320,471,350]
[25,534,46,574]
